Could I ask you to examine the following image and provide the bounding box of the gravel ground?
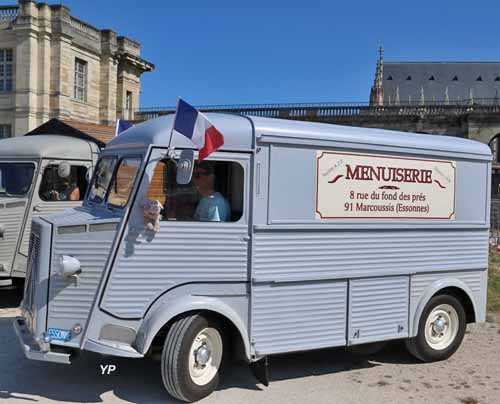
[1,289,500,404]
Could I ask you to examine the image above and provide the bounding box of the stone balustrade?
[70,16,100,41]
[133,99,500,122]
[0,5,18,22]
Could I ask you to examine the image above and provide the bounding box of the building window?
[126,91,133,119]
[476,76,483,82]
[0,49,13,92]
[0,124,11,139]
[74,58,87,102]
[452,76,459,81]
[406,75,412,80]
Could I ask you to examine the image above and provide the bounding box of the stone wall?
[0,0,154,136]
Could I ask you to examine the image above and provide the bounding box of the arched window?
[452,76,458,81]
[476,76,483,81]
[406,75,412,81]
[429,76,435,81]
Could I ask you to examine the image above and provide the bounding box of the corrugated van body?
[249,120,490,355]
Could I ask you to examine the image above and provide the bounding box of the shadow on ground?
[0,309,419,404]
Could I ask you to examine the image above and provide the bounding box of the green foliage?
[488,249,500,312]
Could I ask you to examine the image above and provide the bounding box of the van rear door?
[0,160,37,276]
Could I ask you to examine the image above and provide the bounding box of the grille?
[22,224,40,332]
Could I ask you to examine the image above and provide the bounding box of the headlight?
[59,255,82,277]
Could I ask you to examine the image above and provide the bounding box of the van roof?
[107,113,492,160]
[0,135,97,160]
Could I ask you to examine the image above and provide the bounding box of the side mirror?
[176,149,194,185]
[58,161,71,179]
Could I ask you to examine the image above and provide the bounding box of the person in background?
[192,162,230,222]
[48,173,80,201]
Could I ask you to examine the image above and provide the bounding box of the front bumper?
[13,317,71,364]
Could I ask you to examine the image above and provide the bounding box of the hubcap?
[188,327,223,386]
[424,303,459,351]
[195,345,211,366]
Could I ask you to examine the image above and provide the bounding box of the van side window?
[146,159,244,222]
[0,162,35,197]
[39,165,88,202]
[107,157,142,208]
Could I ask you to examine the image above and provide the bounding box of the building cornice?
[117,51,155,72]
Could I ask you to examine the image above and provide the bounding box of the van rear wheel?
[406,294,466,362]
[161,314,224,402]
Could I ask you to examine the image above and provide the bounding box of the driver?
[192,162,230,222]
[48,171,80,201]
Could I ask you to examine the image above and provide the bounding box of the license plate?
[47,328,72,342]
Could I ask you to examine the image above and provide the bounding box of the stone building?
[0,0,154,137]
[370,47,500,106]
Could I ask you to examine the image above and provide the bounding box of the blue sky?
[18,0,500,107]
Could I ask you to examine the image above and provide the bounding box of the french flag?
[173,99,224,161]
[115,119,133,136]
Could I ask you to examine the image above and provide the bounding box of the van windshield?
[87,156,117,204]
[0,162,35,197]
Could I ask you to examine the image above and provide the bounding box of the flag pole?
[167,97,180,154]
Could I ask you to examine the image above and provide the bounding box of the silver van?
[15,114,491,402]
[0,134,101,286]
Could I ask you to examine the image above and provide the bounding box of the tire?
[406,294,466,362]
[161,314,224,402]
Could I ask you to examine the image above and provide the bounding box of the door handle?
[33,205,42,212]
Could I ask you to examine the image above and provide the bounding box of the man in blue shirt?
[192,162,230,222]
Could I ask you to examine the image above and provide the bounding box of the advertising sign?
[316,151,456,219]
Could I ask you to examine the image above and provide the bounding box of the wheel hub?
[195,345,211,366]
[424,303,459,351]
[432,317,446,334]
[188,327,223,386]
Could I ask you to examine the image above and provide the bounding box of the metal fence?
[491,199,500,239]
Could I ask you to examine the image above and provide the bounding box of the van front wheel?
[406,294,466,362]
[161,314,224,402]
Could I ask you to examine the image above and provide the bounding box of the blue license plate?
[47,328,72,342]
